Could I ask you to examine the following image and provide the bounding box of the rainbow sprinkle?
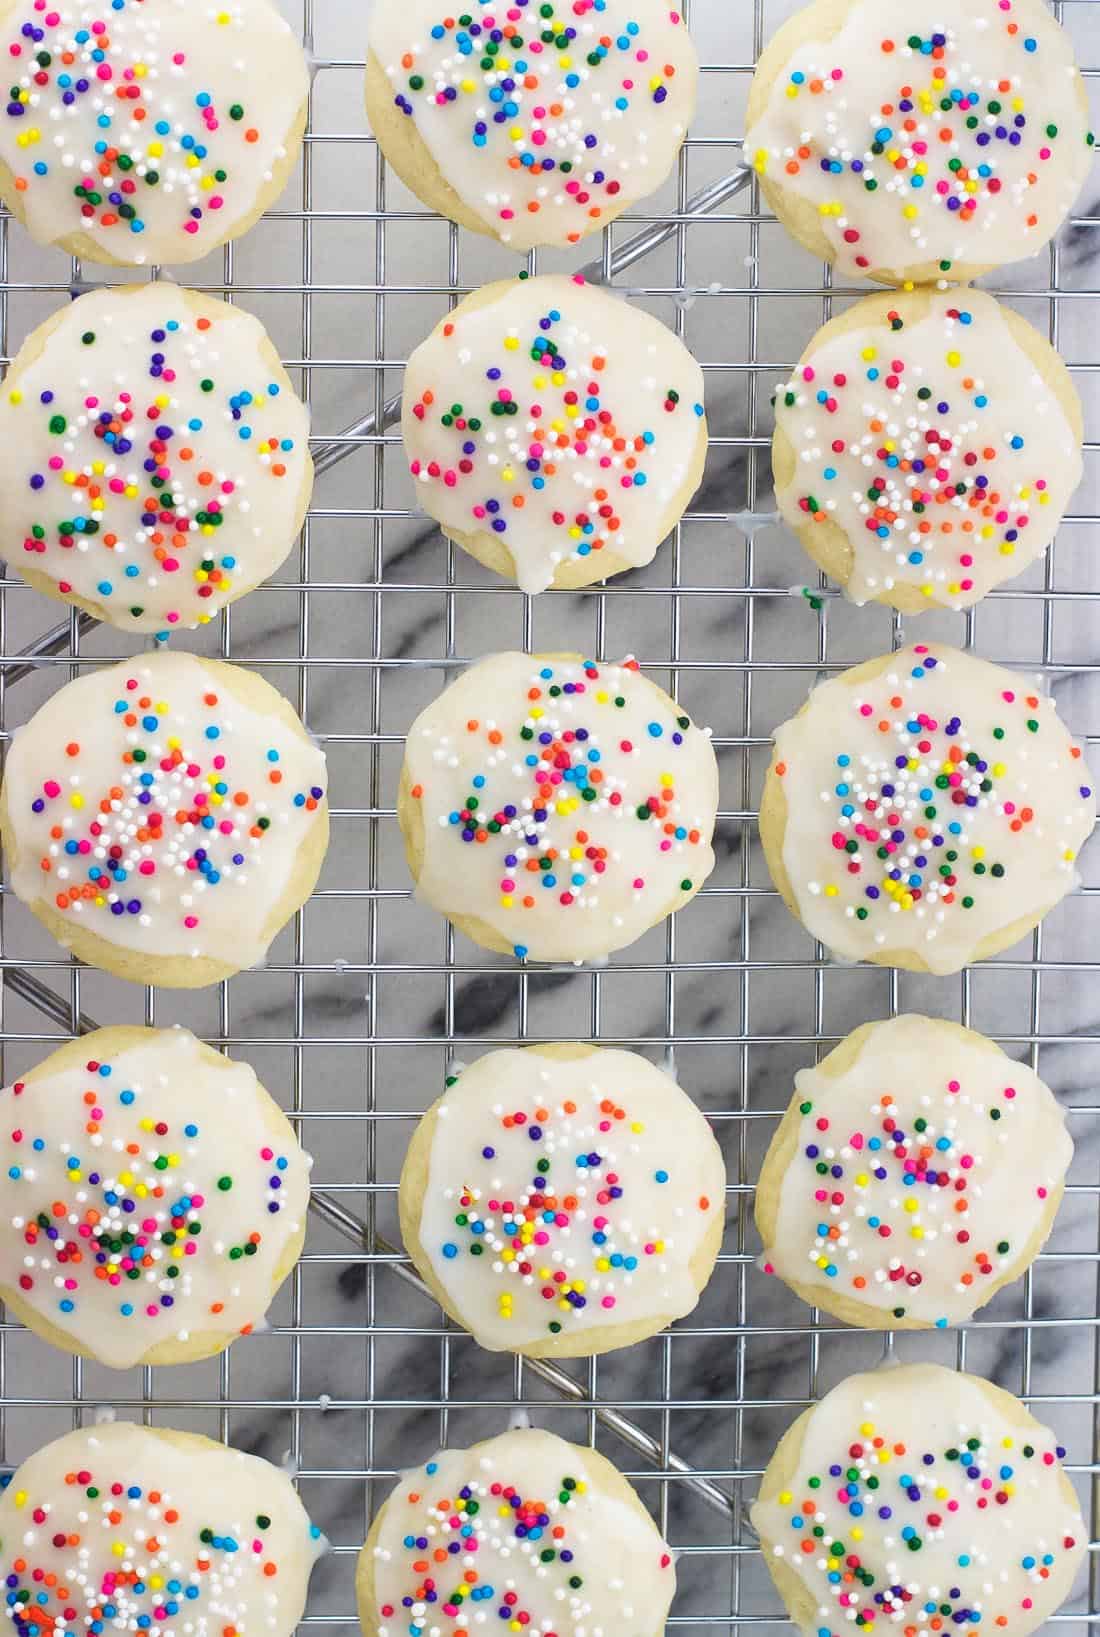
[372,1438,674,1637]
[765,1017,1072,1328]
[754,1371,1083,1637]
[7,654,326,961]
[0,1428,322,1637]
[373,0,696,248]
[748,0,1095,277]
[0,291,307,634]
[0,1032,308,1365]
[774,295,1079,609]
[0,0,307,262]
[407,274,704,593]
[770,643,1095,969]
[425,1052,719,1344]
[405,655,716,960]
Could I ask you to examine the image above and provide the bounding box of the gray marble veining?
[0,0,1097,1631]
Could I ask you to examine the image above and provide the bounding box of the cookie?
[0,649,328,987]
[398,651,719,961]
[0,284,312,634]
[403,274,706,594]
[773,288,1083,613]
[760,642,1095,974]
[0,0,309,267]
[0,1420,323,1637]
[0,1024,311,1367]
[756,1013,1072,1329]
[365,0,698,251]
[357,1427,675,1637]
[752,1362,1086,1637]
[745,0,1094,286]
[400,1042,726,1357]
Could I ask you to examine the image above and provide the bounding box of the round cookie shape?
[365,0,699,252]
[403,275,707,595]
[0,1025,311,1368]
[399,651,719,961]
[761,642,1096,974]
[756,1014,1072,1329]
[773,289,1083,614]
[0,1421,323,1637]
[357,1427,675,1637]
[752,1363,1086,1637]
[745,0,1094,287]
[0,285,312,634]
[0,650,328,987]
[401,1042,726,1356]
[0,0,309,267]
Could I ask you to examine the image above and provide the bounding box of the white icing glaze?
[765,1014,1072,1326]
[0,1028,311,1368]
[368,0,698,251]
[0,285,311,634]
[403,274,706,595]
[367,1429,674,1637]
[402,652,718,961]
[751,1364,1086,1637]
[770,642,1096,973]
[0,1420,322,1637]
[415,1045,725,1349]
[0,0,309,266]
[746,0,1094,279]
[3,650,327,966]
[774,291,1081,610]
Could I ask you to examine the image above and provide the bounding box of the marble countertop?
[0,0,1098,1630]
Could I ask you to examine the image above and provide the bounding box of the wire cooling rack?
[0,0,1099,1630]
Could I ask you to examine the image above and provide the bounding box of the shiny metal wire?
[0,0,1098,1628]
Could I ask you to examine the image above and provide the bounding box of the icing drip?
[416,1046,724,1348]
[403,653,718,961]
[764,1015,1072,1326]
[404,274,705,594]
[0,0,309,264]
[4,651,327,965]
[770,642,1095,972]
[368,1431,674,1637]
[774,292,1081,609]
[747,0,1094,278]
[0,286,310,633]
[0,1029,310,1368]
[0,1422,322,1637]
[369,0,698,249]
[752,1366,1085,1637]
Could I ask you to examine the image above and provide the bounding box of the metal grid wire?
[0,0,1099,1630]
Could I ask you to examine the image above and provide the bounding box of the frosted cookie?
[0,285,312,635]
[404,275,706,595]
[752,1363,1086,1637]
[398,652,718,961]
[365,0,698,252]
[756,1014,1072,1329]
[745,0,1094,286]
[400,1043,725,1357]
[0,650,328,987]
[357,1427,675,1637]
[0,0,309,267]
[0,1025,310,1368]
[773,289,1083,614]
[760,642,1095,974]
[0,1421,322,1637]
